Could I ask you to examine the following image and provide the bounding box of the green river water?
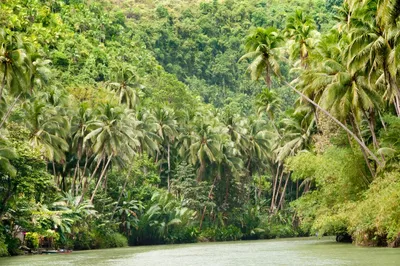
[0,237,399,266]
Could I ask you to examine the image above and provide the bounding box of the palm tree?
[239,27,283,87]
[0,30,31,101]
[107,63,142,109]
[242,28,382,165]
[69,103,93,195]
[346,0,400,116]
[188,116,223,182]
[136,110,159,156]
[0,136,17,177]
[285,9,319,68]
[243,118,272,177]
[221,112,248,157]
[153,107,178,192]
[256,88,282,134]
[30,56,52,92]
[22,96,69,164]
[83,103,141,202]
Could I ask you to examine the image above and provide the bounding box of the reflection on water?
[1,237,399,266]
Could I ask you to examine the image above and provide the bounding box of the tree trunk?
[79,156,102,203]
[0,93,22,129]
[363,110,380,150]
[270,164,281,212]
[273,168,285,213]
[71,159,80,195]
[90,155,113,203]
[0,64,7,102]
[277,173,291,211]
[349,114,375,181]
[383,63,400,116]
[77,153,89,195]
[112,164,134,218]
[199,175,218,230]
[167,143,171,193]
[282,80,382,166]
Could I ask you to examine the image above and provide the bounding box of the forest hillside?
[1,0,400,256]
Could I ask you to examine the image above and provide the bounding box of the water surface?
[1,237,399,265]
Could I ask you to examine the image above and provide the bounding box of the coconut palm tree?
[107,63,142,109]
[188,116,224,182]
[22,96,69,164]
[239,27,283,87]
[0,30,31,101]
[346,0,400,116]
[285,9,319,68]
[153,107,178,192]
[83,103,141,202]
[136,109,159,156]
[256,88,282,134]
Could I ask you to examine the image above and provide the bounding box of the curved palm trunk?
[112,164,134,219]
[272,168,285,213]
[90,154,113,203]
[282,80,383,166]
[71,159,80,195]
[167,142,171,193]
[0,64,7,102]
[270,164,281,212]
[0,93,22,129]
[277,173,291,211]
[349,114,375,180]
[79,156,102,203]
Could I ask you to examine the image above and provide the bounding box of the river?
[0,237,399,265]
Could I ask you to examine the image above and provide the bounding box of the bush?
[25,232,40,249]
[5,237,22,256]
[166,227,199,244]
[0,234,8,257]
[347,171,400,246]
[106,233,128,248]
[94,232,128,249]
[200,225,243,242]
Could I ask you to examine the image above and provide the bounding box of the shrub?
[106,233,128,248]
[166,227,199,244]
[0,234,8,257]
[94,231,128,249]
[73,231,96,250]
[5,237,22,256]
[25,232,40,249]
[199,225,243,242]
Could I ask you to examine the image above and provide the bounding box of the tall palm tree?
[285,9,319,68]
[346,0,400,116]
[0,136,17,177]
[0,30,31,101]
[22,96,69,164]
[256,88,282,134]
[136,109,159,156]
[153,107,178,192]
[83,103,141,202]
[69,103,94,195]
[243,118,272,177]
[239,27,283,87]
[107,63,142,109]
[188,116,224,182]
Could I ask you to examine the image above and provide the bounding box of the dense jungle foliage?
[1,0,400,256]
